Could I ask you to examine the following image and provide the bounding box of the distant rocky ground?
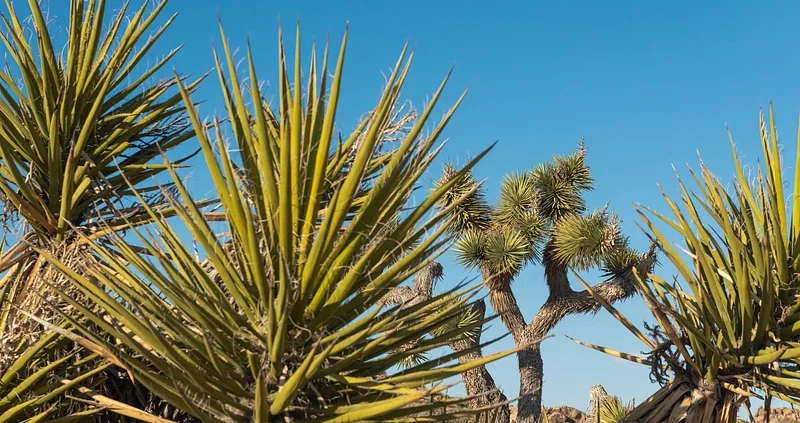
[510,405,588,423]
[506,405,800,422]
[751,406,800,423]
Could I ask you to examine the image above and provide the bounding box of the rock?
[754,406,800,422]
[507,405,588,423]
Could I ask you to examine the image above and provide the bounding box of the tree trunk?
[516,333,543,423]
[485,273,541,423]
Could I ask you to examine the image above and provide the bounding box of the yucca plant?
[0,316,169,423]
[0,0,200,418]
[435,145,658,423]
[0,325,99,421]
[573,105,800,422]
[40,23,526,422]
[597,396,634,423]
[1,230,107,422]
[1,243,164,422]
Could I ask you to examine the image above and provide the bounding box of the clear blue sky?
[38,0,800,412]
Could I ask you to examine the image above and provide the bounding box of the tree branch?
[529,242,658,338]
[377,285,414,307]
[484,270,528,341]
[378,262,442,307]
[381,262,510,423]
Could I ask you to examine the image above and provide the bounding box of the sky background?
[32,0,800,413]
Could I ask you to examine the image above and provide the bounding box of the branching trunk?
[485,246,657,423]
[384,262,510,423]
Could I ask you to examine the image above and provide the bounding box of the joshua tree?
[435,142,658,423]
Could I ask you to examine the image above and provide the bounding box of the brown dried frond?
[2,239,95,357]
